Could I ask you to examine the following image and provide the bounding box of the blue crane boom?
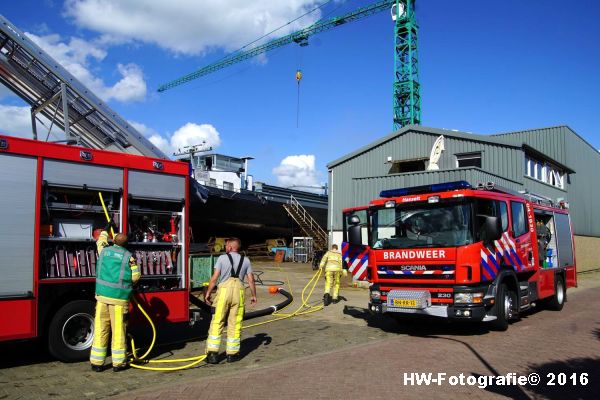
[158,0,420,131]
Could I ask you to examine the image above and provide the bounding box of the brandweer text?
[383,250,446,260]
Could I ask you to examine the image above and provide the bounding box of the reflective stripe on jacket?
[95,245,134,301]
[320,250,343,271]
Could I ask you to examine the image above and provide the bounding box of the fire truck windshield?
[370,202,473,249]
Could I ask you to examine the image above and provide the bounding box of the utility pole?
[173,142,213,178]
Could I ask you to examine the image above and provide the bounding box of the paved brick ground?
[1,264,599,400]
[114,282,600,400]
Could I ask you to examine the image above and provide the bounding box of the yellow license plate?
[393,299,418,308]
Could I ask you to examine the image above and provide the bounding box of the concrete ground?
[1,262,599,400]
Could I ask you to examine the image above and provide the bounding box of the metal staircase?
[283,195,328,251]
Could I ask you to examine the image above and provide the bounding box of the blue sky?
[1,0,599,190]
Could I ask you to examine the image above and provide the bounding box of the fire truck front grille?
[377,264,455,280]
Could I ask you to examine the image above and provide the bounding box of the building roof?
[327,125,521,169]
[492,124,599,157]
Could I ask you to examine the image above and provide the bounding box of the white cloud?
[272,154,322,192]
[26,32,146,103]
[0,105,32,138]
[0,104,65,140]
[144,122,222,157]
[64,0,323,56]
[106,64,147,102]
[128,120,159,137]
[171,123,222,152]
[148,134,172,155]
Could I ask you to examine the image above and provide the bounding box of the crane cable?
[225,0,336,61]
[296,69,303,128]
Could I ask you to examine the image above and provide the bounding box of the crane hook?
[295,69,303,128]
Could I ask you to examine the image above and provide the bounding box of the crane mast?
[393,0,420,129]
[158,1,420,131]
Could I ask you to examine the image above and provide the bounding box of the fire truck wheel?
[547,276,565,311]
[491,283,516,331]
[48,300,95,362]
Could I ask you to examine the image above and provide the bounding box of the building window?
[456,152,482,168]
[549,170,564,188]
[209,178,217,187]
[388,159,427,174]
[223,181,234,191]
[524,155,565,189]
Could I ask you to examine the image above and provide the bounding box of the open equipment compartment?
[39,160,123,280]
[127,169,187,293]
[534,210,557,268]
[128,197,185,291]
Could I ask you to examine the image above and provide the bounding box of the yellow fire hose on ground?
[98,192,326,371]
[128,267,323,371]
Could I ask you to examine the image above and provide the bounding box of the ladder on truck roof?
[518,191,555,207]
[474,182,560,208]
[0,14,166,159]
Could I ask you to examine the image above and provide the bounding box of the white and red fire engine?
[342,181,576,330]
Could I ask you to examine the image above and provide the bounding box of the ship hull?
[189,185,327,248]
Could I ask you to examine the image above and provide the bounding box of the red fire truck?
[0,135,190,360]
[342,181,576,330]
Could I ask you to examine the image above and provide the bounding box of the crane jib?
[157,0,400,92]
[157,1,420,130]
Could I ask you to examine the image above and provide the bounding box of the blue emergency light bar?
[379,181,472,198]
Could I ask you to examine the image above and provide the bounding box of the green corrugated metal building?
[326,125,600,270]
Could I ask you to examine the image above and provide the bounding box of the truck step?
[519,282,529,292]
[520,295,530,308]
[519,281,531,310]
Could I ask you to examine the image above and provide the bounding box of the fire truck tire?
[546,276,565,311]
[491,283,515,331]
[48,300,95,362]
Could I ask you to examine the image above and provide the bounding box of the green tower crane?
[158,0,420,131]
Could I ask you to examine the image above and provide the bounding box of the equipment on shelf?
[43,245,98,278]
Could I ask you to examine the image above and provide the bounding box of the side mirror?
[347,215,362,246]
[348,225,362,246]
[479,215,502,242]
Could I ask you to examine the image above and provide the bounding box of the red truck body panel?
[0,134,190,343]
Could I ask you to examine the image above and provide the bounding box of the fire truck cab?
[343,181,576,330]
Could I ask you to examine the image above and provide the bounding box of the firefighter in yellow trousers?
[320,244,346,306]
[90,221,140,372]
[205,238,257,364]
